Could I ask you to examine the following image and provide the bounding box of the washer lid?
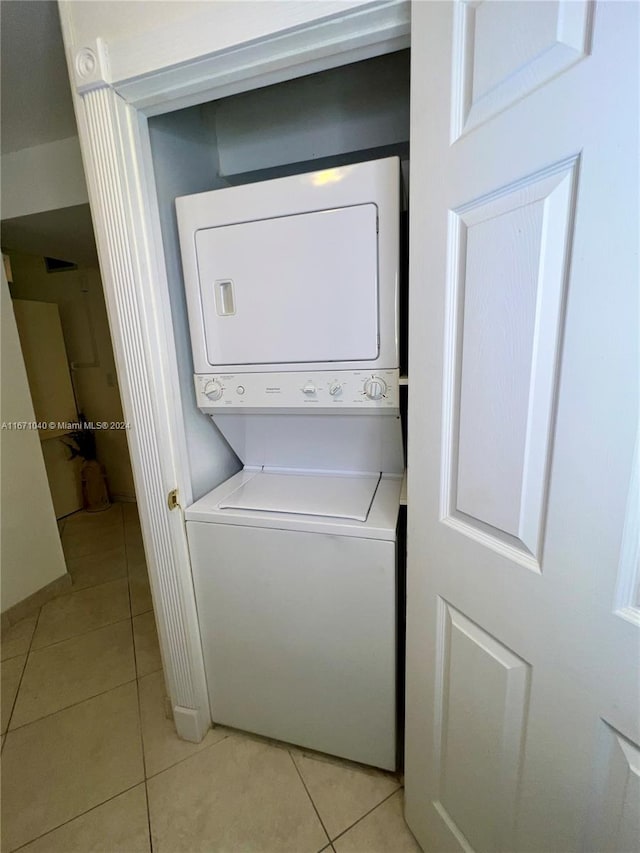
[218,470,381,522]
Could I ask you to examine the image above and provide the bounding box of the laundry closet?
[59,0,640,847]
[143,50,410,769]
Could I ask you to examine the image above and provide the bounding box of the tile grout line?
[132,607,155,853]
[5,506,147,848]
[1,624,42,663]
[38,503,139,652]
[63,503,126,568]
[124,506,142,621]
[9,780,145,852]
[288,750,332,849]
[6,675,141,735]
[37,574,129,612]
[144,777,154,853]
[330,786,402,845]
[131,613,148,779]
[143,726,232,782]
[62,534,129,561]
[65,556,129,591]
[5,603,44,737]
[28,611,135,655]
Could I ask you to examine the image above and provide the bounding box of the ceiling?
[1,205,98,267]
[1,0,77,154]
[1,0,96,265]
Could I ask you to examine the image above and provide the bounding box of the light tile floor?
[1,502,420,852]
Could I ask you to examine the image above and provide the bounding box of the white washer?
[186,469,401,770]
[177,158,402,770]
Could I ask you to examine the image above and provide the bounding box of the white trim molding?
[115,0,410,115]
[72,38,111,94]
[73,83,210,739]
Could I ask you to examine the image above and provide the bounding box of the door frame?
[57,0,410,741]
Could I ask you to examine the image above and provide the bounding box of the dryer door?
[195,204,379,367]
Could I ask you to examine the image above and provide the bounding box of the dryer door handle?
[214,279,236,316]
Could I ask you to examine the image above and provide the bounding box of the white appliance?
[176,158,402,770]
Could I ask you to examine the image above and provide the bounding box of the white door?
[405,2,639,852]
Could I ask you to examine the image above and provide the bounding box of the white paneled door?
[405,2,639,852]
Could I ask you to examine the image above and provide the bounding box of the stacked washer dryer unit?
[176,158,403,770]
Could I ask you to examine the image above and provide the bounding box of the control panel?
[194,369,400,412]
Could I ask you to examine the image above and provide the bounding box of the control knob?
[302,382,316,395]
[363,376,387,400]
[329,382,343,396]
[204,379,223,401]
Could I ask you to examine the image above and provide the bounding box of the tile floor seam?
[144,778,154,852]
[6,674,140,735]
[123,523,141,569]
[2,650,33,663]
[5,604,44,735]
[288,749,332,848]
[66,541,126,553]
[329,786,401,844]
[3,654,27,736]
[143,727,232,781]
[133,652,150,780]
[62,538,128,560]
[126,616,139,678]
[65,563,129,593]
[124,523,148,619]
[61,507,126,558]
[30,575,132,650]
[25,612,135,654]
[41,575,129,602]
[136,666,163,681]
[64,548,127,566]
[8,780,146,853]
[133,643,155,851]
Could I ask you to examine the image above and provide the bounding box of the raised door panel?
[431,601,531,853]
[444,157,578,570]
[452,0,593,139]
[586,723,640,853]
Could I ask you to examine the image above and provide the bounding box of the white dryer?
[176,158,402,770]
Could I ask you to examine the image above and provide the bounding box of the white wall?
[213,51,410,177]
[8,252,136,500]
[1,271,68,613]
[148,108,240,504]
[0,136,88,221]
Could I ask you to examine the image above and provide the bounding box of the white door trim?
[57,0,410,742]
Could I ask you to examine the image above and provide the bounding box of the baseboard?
[1,572,72,630]
[173,704,211,743]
